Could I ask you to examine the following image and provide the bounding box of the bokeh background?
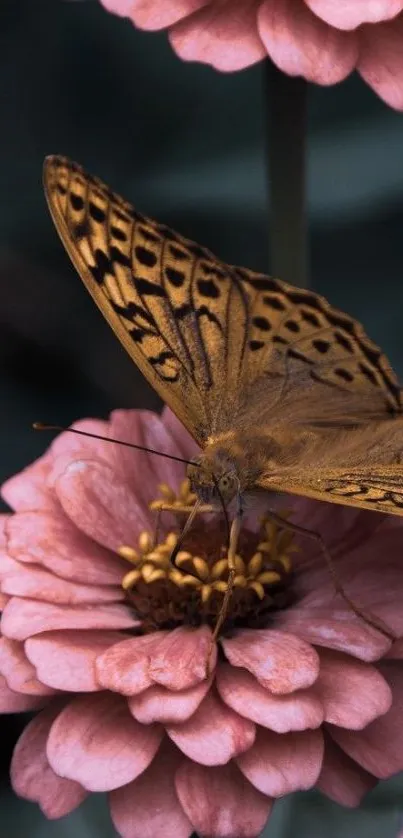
[2,0,403,835]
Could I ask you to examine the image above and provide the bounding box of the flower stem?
[265,60,309,288]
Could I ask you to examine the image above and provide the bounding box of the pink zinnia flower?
[99,0,403,110]
[2,407,403,837]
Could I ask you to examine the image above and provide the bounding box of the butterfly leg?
[152,507,162,547]
[169,500,214,573]
[152,503,197,547]
[266,508,396,642]
[211,494,244,645]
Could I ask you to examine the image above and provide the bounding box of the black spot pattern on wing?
[111,226,127,242]
[197,279,220,299]
[263,295,287,311]
[90,249,112,285]
[70,193,84,212]
[165,267,186,288]
[253,316,271,331]
[285,320,300,333]
[323,481,403,513]
[135,246,157,268]
[135,277,166,297]
[313,340,330,354]
[89,202,106,223]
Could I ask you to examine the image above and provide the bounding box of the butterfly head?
[187,455,240,507]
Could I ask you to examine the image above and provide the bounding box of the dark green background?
[1,1,403,835]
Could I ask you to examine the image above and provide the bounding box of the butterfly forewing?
[44,155,403,516]
[44,156,210,442]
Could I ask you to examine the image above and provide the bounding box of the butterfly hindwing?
[255,416,403,516]
[260,464,403,516]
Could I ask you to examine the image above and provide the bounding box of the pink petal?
[293,518,403,639]
[54,459,152,551]
[6,509,126,586]
[221,629,320,694]
[128,678,212,723]
[1,453,57,513]
[216,663,323,733]
[0,551,17,580]
[317,522,403,637]
[237,727,324,796]
[0,550,16,588]
[258,0,358,84]
[0,674,47,712]
[110,740,192,838]
[162,407,200,462]
[0,513,10,545]
[329,661,403,778]
[11,702,87,819]
[167,689,255,765]
[100,0,134,17]
[48,418,110,463]
[317,735,377,807]
[276,606,391,661]
[1,598,136,640]
[314,649,392,729]
[108,409,196,511]
[50,410,194,503]
[288,501,386,586]
[25,630,127,692]
[175,760,272,838]
[0,637,56,695]
[385,637,403,658]
[149,625,216,689]
[47,693,163,792]
[96,632,169,695]
[305,0,403,30]
[170,0,266,71]
[122,0,208,31]
[1,564,122,604]
[358,17,403,110]
[0,552,35,578]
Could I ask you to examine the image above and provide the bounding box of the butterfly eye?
[218,473,236,499]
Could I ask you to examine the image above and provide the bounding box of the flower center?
[119,480,296,635]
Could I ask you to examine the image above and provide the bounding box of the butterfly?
[43,155,403,637]
[43,153,403,523]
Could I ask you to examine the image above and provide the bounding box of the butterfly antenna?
[33,422,200,467]
[266,508,396,642]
